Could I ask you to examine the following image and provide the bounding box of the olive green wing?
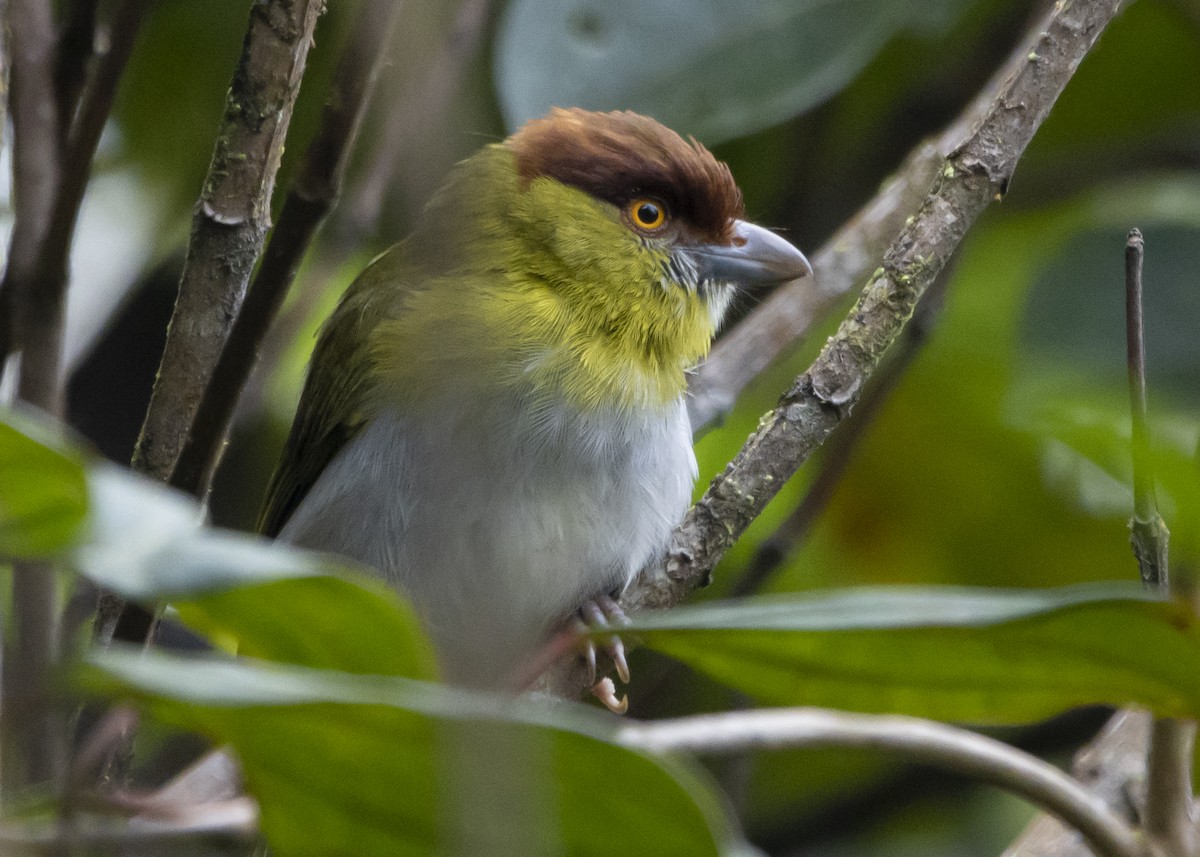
[258,247,409,538]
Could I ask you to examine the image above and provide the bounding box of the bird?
[259,108,812,696]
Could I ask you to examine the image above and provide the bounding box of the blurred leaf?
[177,573,439,680]
[1021,223,1200,401]
[1016,391,1200,515]
[1013,390,1200,560]
[617,584,1200,722]
[0,410,89,557]
[71,465,437,678]
[495,0,970,143]
[73,463,203,586]
[84,649,739,857]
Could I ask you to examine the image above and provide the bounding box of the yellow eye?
[628,198,667,231]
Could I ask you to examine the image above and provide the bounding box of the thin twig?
[5,0,64,411]
[1125,229,1169,588]
[0,803,258,853]
[97,0,325,649]
[617,708,1143,857]
[1146,718,1197,855]
[170,0,402,499]
[1126,229,1197,856]
[128,0,326,483]
[1,0,151,385]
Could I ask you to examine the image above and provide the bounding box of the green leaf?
[494,0,969,143]
[70,462,437,679]
[617,584,1200,723]
[0,410,89,557]
[73,463,204,589]
[177,573,439,680]
[83,649,739,857]
[75,488,436,678]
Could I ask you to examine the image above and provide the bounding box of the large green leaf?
[494,0,968,143]
[83,649,740,857]
[0,410,89,557]
[176,572,439,680]
[616,584,1200,723]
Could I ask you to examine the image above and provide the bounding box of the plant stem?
[618,708,1144,857]
[1125,228,1197,856]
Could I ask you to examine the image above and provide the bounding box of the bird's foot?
[576,594,632,713]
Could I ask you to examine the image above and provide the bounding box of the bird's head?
[383,109,812,414]
[506,108,811,325]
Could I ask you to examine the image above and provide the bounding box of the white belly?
[279,393,696,683]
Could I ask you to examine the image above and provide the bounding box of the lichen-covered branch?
[645,0,1124,612]
[130,0,325,482]
[171,0,401,499]
[542,0,1125,700]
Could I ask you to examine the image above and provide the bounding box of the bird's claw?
[590,677,628,714]
[578,594,632,707]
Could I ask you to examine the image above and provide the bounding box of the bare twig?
[1125,229,1197,856]
[0,0,148,378]
[617,708,1143,857]
[0,802,258,854]
[1146,718,1197,855]
[129,0,325,483]
[688,140,941,434]
[170,0,402,499]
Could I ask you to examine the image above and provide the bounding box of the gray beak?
[684,220,813,287]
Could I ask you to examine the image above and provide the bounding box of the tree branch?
[617,708,1144,857]
[1,0,66,804]
[129,0,325,483]
[544,0,1125,699]
[170,0,401,499]
[650,0,1123,608]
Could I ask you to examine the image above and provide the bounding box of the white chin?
[703,282,736,328]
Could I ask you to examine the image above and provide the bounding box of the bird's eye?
[628,198,667,231]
